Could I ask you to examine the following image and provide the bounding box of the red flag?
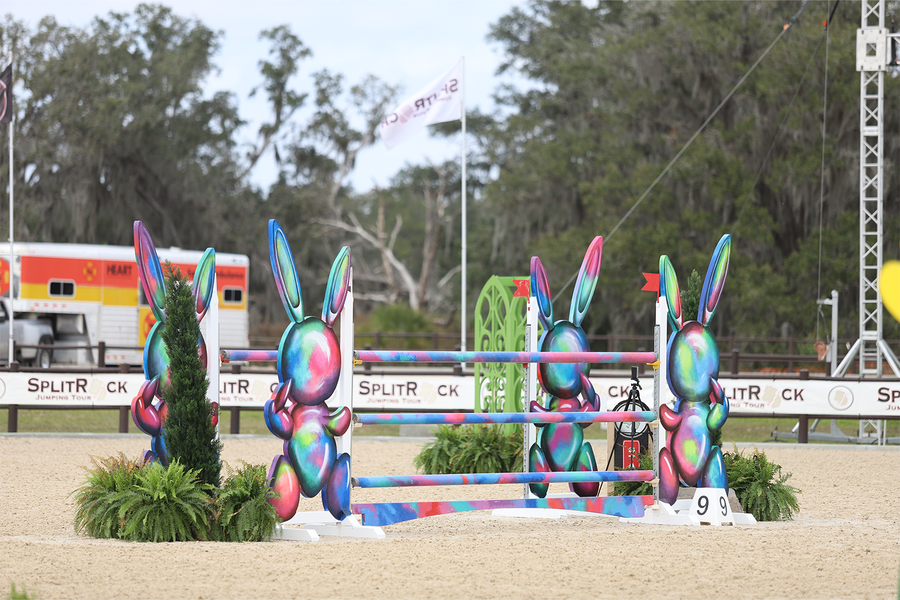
[0,64,11,124]
[641,273,660,300]
[512,279,530,298]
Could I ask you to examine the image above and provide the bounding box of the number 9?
[720,495,728,516]
[697,495,708,515]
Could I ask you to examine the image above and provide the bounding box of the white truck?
[0,242,250,368]
[0,298,56,368]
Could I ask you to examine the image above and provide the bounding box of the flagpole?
[460,56,467,362]
[6,51,12,366]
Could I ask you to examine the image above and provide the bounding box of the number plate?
[688,488,734,526]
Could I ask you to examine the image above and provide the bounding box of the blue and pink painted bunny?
[528,236,604,498]
[658,234,731,506]
[264,219,353,522]
[130,221,217,465]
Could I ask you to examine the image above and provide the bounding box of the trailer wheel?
[36,336,53,369]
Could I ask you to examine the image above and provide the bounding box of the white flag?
[380,60,462,149]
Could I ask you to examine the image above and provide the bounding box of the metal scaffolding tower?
[835,0,900,377]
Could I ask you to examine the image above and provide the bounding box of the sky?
[7,0,534,194]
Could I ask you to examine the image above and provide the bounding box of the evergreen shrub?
[365,304,434,350]
[161,262,222,487]
[679,268,703,321]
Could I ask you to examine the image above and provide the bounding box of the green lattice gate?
[474,276,529,413]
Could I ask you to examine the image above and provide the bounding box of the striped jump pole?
[353,470,654,488]
[354,411,657,426]
[221,349,658,365]
[353,349,657,364]
[353,495,655,527]
[220,349,278,363]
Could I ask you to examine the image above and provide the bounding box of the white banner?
[379,60,462,149]
[0,373,144,407]
[220,373,473,411]
[589,376,900,418]
[353,374,471,411]
[4,372,900,418]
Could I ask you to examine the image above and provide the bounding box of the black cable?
[603,370,652,472]
[828,0,840,27]
[736,27,826,224]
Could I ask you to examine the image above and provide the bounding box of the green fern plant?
[119,460,213,542]
[456,425,522,473]
[72,453,146,538]
[414,425,465,474]
[723,445,800,521]
[73,455,281,542]
[612,445,800,521]
[210,462,278,542]
[415,425,523,474]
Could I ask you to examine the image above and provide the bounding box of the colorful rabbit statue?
[658,234,731,506]
[130,221,216,465]
[264,219,353,522]
[528,236,604,498]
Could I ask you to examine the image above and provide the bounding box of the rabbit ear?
[530,256,554,330]
[191,248,216,322]
[659,255,683,331]
[568,236,602,327]
[134,221,167,321]
[268,219,304,323]
[322,246,351,326]
[699,234,731,326]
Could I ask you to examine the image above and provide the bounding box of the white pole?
[654,298,668,506]
[460,56,467,360]
[7,51,13,365]
[523,295,538,500]
[207,273,220,441]
[338,267,354,459]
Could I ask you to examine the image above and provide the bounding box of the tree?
[260,71,400,321]
[285,70,399,216]
[0,5,247,250]
[161,263,221,488]
[480,0,876,340]
[241,25,311,178]
[320,161,461,313]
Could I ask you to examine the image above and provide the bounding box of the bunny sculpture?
[264,219,353,522]
[528,236,603,498]
[658,234,731,506]
[130,221,217,465]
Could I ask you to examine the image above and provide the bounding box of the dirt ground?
[0,434,897,600]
